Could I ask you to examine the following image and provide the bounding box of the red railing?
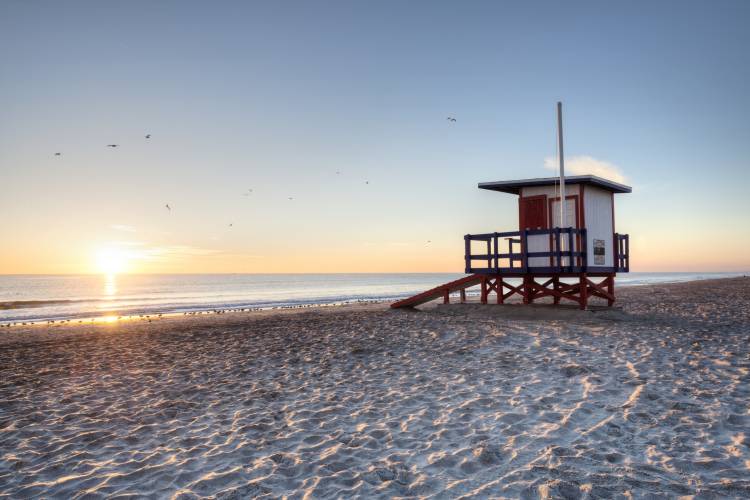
[464,229,629,274]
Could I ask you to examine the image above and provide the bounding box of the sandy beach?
[1,277,749,498]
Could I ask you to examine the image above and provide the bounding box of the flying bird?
[228,223,233,227]
[165,204,171,211]
[54,152,61,156]
[365,180,369,185]
[447,117,457,122]
[336,170,341,175]
[288,197,294,200]
[145,134,151,139]
[106,144,119,148]
[243,189,253,196]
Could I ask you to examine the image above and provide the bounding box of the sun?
[95,247,129,274]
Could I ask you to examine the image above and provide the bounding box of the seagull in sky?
[243,189,253,196]
[228,223,233,227]
[288,197,294,200]
[106,144,119,148]
[447,117,457,122]
[145,134,151,139]
[165,204,171,212]
[54,152,61,156]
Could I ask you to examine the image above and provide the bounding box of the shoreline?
[1,274,746,328]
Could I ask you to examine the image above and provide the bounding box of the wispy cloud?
[543,155,627,184]
[111,224,136,233]
[136,245,222,261]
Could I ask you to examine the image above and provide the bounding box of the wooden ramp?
[391,274,482,309]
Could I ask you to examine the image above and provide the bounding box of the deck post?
[567,229,574,271]
[464,235,471,274]
[480,277,488,304]
[493,233,499,272]
[460,289,466,303]
[443,289,450,304]
[614,232,620,271]
[521,230,528,273]
[581,228,588,270]
[579,272,588,310]
[625,235,629,272]
[607,273,615,307]
[486,239,491,270]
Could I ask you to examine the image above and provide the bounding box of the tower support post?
[522,275,531,304]
[579,273,588,310]
[553,276,560,305]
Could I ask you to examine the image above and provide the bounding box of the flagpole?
[557,102,566,257]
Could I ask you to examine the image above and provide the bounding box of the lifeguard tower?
[392,103,631,310]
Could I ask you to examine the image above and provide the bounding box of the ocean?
[0,272,744,323]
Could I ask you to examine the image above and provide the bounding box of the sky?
[1,0,749,274]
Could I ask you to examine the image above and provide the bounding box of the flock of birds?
[46,119,457,248]
[50,129,416,225]
[51,117,459,223]
[54,134,150,156]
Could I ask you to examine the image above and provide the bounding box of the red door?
[519,195,548,229]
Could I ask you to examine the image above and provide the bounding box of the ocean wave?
[0,290,435,323]
[0,299,89,310]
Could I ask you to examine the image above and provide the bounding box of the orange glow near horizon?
[0,236,747,275]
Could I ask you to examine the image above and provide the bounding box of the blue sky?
[1,1,748,272]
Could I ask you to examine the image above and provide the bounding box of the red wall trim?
[611,192,616,266]
[580,184,586,229]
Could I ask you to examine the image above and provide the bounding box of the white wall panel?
[583,186,614,268]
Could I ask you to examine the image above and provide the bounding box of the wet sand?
[1,277,749,498]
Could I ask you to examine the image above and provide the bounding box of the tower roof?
[478,175,632,194]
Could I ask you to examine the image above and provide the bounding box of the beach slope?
[1,278,749,498]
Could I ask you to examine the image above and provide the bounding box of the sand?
[1,277,749,498]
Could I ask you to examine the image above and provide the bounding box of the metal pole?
[557,101,567,259]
